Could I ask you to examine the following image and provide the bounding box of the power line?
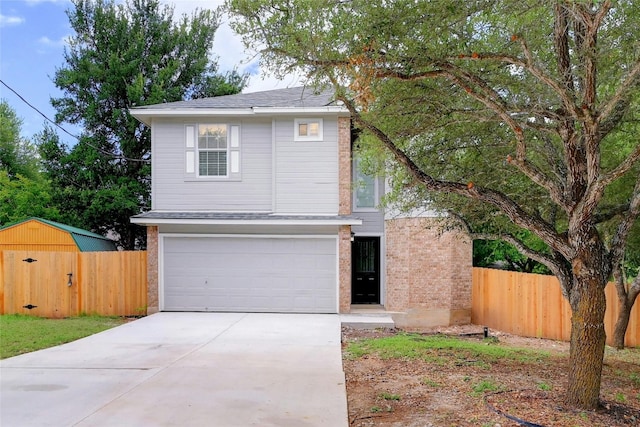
[0,79,150,163]
[0,78,79,140]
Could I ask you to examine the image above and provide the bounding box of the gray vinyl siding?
[152,117,272,211]
[352,210,385,235]
[352,176,385,234]
[274,117,339,214]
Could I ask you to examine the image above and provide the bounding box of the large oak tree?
[41,0,247,249]
[228,0,640,409]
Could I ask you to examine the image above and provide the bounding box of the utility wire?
[1,78,79,140]
[0,79,150,163]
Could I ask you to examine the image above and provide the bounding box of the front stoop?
[340,305,397,329]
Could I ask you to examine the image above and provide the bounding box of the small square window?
[295,118,323,141]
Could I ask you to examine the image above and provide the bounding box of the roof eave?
[129,106,350,125]
[130,217,362,227]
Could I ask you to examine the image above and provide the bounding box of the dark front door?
[351,236,380,304]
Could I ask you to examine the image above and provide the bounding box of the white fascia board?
[130,217,363,226]
[130,108,256,125]
[130,106,350,125]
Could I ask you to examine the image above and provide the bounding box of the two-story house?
[130,87,472,328]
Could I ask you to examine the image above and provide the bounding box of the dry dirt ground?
[342,325,640,427]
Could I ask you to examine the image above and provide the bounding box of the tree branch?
[613,262,640,323]
[554,2,575,95]
[592,203,631,224]
[471,231,573,298]
[435,64,569,210]
[609,172,640,267]
[472,232,556,268]
[597,58,640,137]
[600,142,640,188]
[332,86,571,258]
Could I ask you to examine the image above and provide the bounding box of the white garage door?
[162,236,337,313]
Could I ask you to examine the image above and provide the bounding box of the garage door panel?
[163,236,337,313]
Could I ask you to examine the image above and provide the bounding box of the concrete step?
[340,313,395,329]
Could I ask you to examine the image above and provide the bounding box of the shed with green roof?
[0,218,117,252]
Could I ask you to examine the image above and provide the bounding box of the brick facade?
[146,226,159,314]
[338,225,352,313]
[385,217,472,328]
[338,117,352,216]
[338,116,352,313]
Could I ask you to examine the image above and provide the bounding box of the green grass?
[0,314,128,359]
[421,378,441,387]
[379,392,401,401]
[344,333,549,364]
[630,372,640,387]
[472,379,503,396]
[537,381,552,391]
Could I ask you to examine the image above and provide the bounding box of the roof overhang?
[130,212,362,227]
[130,106,350,126]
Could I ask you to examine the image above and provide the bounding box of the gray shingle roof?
[132,86,336,110]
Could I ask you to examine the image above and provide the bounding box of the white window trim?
[294,118,323,141]
[184,123,241,180]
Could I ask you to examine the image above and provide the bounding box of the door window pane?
[355,240,376,273]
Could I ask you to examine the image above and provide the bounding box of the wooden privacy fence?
[472,267,639,347]
[0,250,147,318]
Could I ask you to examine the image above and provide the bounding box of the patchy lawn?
[342,326,640,426]
[0,314,129,359]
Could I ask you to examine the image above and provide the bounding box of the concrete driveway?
[0,313,348,427]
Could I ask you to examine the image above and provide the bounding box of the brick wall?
[339,225,352,313]
[146,226,159,314]
[385,217,472,327]
[338,116,352,312]
[338,117,352,216]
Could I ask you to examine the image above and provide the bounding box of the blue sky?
[0,0,301,145]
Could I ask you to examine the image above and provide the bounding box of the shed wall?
[0,220,79,252]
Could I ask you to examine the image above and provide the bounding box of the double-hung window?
[198,124,227,177]
[185,123,240,179]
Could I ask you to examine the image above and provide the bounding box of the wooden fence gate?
[0,250,147,318]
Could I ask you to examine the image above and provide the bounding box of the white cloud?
[37,35,69,47]
[0,14,25,27]
[162,0,303,93]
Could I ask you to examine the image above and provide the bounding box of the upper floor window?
[294,118,323,141]
[198,124,227,176]
[354,157,378,210]
[185,123,240,179]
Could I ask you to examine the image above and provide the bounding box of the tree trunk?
[566,278,607,409]
[612,300,631,350]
